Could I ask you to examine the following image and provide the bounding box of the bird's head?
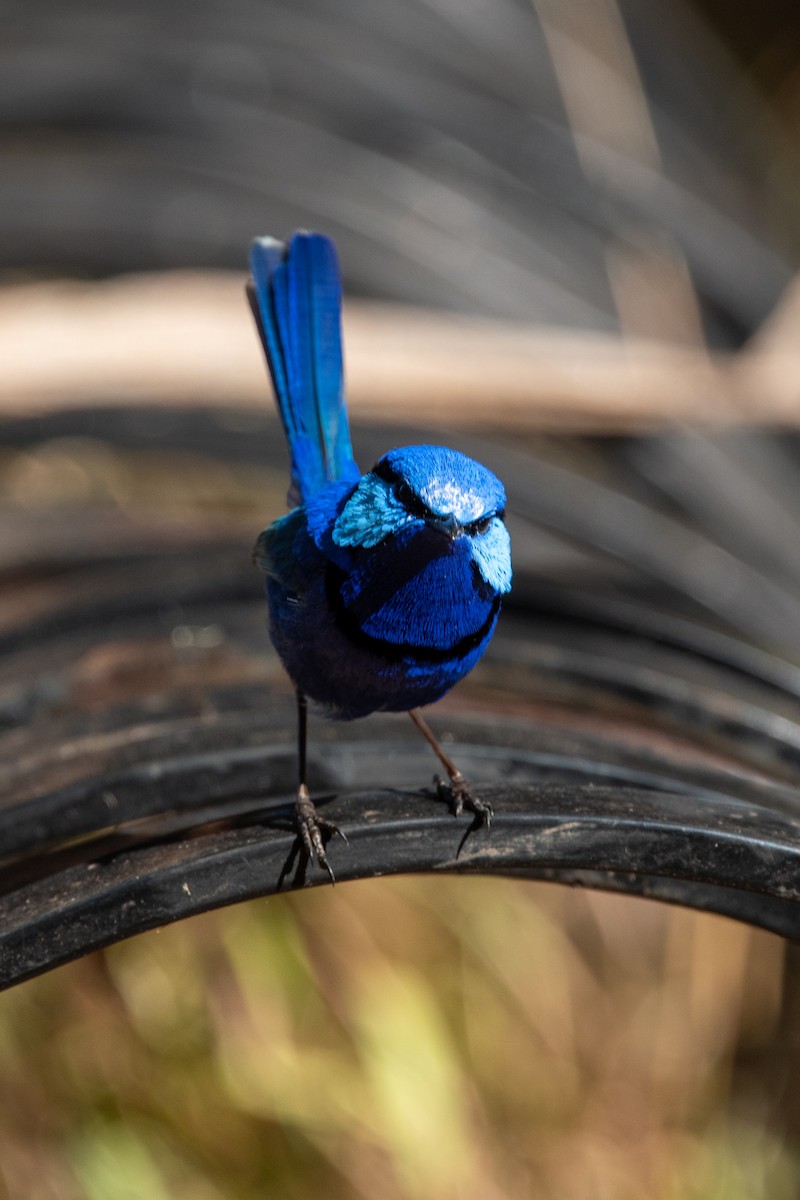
[332,444,512,594]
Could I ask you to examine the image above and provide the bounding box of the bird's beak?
[429,513,463,539]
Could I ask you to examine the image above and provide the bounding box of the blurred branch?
[532,0,661,178]
[0,272,799,431]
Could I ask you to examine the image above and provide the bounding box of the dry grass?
[0,878,794,1200]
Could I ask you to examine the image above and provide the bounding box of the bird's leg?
[408,709,493,834]
[290,689,345,884]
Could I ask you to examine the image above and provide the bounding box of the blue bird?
[248,231,512,878]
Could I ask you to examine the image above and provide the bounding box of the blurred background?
[2,0,800,1197]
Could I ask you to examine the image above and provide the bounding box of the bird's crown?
[374,445,505,525]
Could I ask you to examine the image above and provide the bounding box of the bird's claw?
[437,771,493,824]
[436,772,492,856]
[279,785,347,888]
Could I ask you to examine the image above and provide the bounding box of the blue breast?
[264,504,503,718]
[333,525,498,656]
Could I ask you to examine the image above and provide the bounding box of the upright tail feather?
[248,231,359,505]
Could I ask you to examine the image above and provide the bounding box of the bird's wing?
[252,508,309,592]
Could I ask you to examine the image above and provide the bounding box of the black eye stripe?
[372,462,437,522]
[464,516,492,536]
[466,508,505,535]
[372,459,402,486]
[394,479,434,521]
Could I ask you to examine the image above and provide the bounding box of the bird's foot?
[278,785,347,888]
[436,771,493,856]
[437,771,493,825]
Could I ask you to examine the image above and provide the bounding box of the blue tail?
[248,231,360,505]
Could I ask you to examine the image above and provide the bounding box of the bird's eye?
[466,516,493,536]
[394,481,431,521]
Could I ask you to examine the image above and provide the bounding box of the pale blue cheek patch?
[470,519,512,593]
[332,474,413,548]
